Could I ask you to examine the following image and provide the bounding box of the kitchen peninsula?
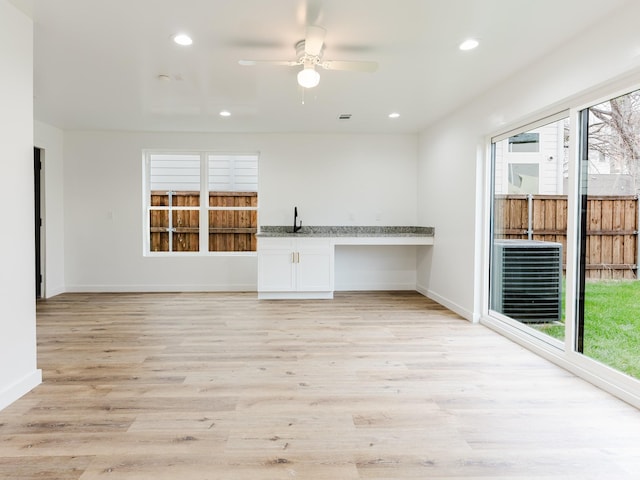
[257,226,434,299]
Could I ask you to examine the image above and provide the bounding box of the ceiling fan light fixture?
[297,67,320,88]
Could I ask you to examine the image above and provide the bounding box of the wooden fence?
[150,191,257,252]
[494,195,639,280]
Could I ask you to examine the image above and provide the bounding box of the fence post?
[168,190,174,252]
[527,194,533,240]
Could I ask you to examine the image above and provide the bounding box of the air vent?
[338,114,352,120]
[491,240,562,323]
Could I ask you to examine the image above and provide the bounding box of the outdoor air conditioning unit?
[491,239,563,323]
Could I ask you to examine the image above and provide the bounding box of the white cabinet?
[257,238,296,292]
[258,237,334,299]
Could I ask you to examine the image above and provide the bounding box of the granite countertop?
[256,225,434,237]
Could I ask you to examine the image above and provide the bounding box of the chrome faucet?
[293,206,302,232]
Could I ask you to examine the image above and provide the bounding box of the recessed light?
[459,38,479,51]
[219,110,231,117]
[389,112,400,119]
[173,34,193,46]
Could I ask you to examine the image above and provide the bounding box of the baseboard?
[59,283,421,294]
[0,369,42,412]
[65,284,257,293]
[334,282,418,291]
[258,291,334,300]
[416,284,474,322]
[44,285,65,298]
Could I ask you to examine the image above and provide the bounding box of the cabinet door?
[296,239,333,291]
[257,239,296,291]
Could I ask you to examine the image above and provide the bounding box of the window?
[508,132,540,152]
[149,153,201,252]
[507,163,539,194]
[144,152,258,254]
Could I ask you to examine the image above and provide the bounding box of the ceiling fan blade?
[239,60,299,67]
[320,60,378,72]
[305,25,326,56]
[303,0,324,26]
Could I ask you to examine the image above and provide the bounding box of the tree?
[588,90,640,193]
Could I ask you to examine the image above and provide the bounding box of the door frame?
[34,147,43,299]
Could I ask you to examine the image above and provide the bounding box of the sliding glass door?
[489,115,570,345]
[576,89,640,380]
[487,85,640,404]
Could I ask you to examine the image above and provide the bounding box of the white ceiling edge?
[8,0,33,16]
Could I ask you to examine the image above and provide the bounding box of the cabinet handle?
[292,252,296,263]
[296,252,300,263]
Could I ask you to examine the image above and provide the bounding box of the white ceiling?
[30,0,628,134]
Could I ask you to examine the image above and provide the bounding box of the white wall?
[0,0,41,411]
[334,245,418,291]
[63,131,418,292]
[417,0,640,321]
[417,120,480,319]
[35,121,65,297]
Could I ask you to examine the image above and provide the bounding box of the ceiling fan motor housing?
[295,39,323,65]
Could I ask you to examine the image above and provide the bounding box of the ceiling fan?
[239,25,378,89]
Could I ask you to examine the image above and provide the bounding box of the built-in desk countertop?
[256,226,434,299]
[256,225,434,245]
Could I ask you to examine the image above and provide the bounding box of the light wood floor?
[1,291,640,479]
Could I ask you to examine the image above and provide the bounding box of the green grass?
[535,280,640,379]
[582,281,640,379]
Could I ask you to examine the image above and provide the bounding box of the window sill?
[144,251,257,258]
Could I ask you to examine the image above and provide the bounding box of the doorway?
[34,147,42,299]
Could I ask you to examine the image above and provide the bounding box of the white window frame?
[486,111,569,349]
[142,150,259,257]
